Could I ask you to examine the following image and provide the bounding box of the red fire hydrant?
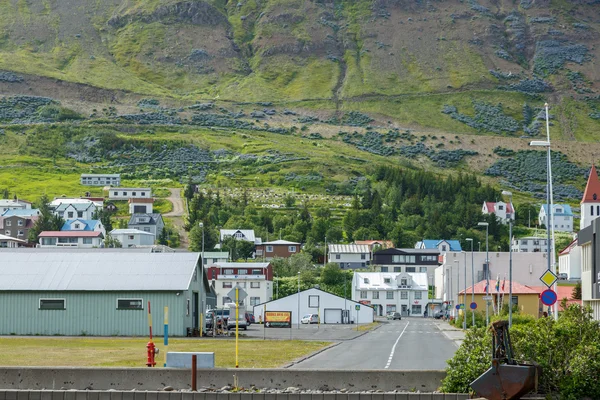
[146,340,157,367]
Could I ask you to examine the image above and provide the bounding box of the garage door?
[324,308,342,324]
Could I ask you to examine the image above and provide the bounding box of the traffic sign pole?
[235,287,239,368]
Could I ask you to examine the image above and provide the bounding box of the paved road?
[244,323,366,341]
[290,318,458,370]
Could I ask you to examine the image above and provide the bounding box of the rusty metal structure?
[470,320,541,400]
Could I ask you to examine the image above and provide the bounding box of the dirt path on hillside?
[164,188,189,249]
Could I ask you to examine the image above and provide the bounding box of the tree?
[183,180,195,201]
[28,194,64,242]
[158,228,170,245]
[104,234,122,248]
[283,194,296,208]
[321,263,344,286]
[572,281,582,300]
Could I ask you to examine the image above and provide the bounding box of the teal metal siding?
[0,290,198,336]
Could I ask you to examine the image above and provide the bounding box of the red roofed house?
[459,279,541,318]
[580,165,600,230]
[39,231,104,248]
[482,201,515,224]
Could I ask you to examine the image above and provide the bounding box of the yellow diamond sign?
[540,270,558,288]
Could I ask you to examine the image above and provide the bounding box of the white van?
[225,303,247,330]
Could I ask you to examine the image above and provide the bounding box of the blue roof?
[61,219,100,231]
[421,239,462,251]
[541,204,573,217]
[1,209,40,217]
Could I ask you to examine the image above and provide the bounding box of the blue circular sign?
[455,304,460,310]
[541,289,558,306]
[470,302,478,310]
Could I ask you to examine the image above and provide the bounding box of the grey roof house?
[0,251,210,336]
[128,213,164,238]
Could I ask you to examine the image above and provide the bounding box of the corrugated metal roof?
[220,229,256,242]
[328,244,370,254]
[39,231,103,238]
[261,239,300,245]
[213,262,270,268]
[61,219,100,231]
[110,229,155,236]
[1,209,40,217]
[541,204,573,216]
[0,251,200,291]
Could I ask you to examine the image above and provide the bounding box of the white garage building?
[253,288,374,325]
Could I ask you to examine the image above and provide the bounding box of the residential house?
[52,200,98,221]
[538,204,573,232]
[128,198,154,214]
[49,198,103,208]
[206,262,273,307]
[511,236,548,253]
[220,229,262,245]
[352,272,429,317]
[201,251,229,266]
[109,229,156,247]
[128,213,165,238]
[253,288,373,325]
[371,248,440,278]
[108,187,152,201]
[0,251,208,336]
[0,199,31,214]
[61,219,106,237]
[435,251,548,317]
[459,280,541,319]
[558,238,581,280]
[38,231,104,248]
[80,173,121,186]
[355,240,394,252]
[481,201,515,224]
[328,244,370,269]
[255,240,300,259]
[576,217,600,321]
[580,165,600,230]
[0,213,38,242]
[0,234,26,248]
[415,239,462,252]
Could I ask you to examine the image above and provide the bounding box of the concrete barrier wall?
[0,391,470,400]
[0,368,446,392]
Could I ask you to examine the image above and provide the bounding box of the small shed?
[253,288,373,325]
[0,250,210,336]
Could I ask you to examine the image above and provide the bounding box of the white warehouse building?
[253,288,373,325]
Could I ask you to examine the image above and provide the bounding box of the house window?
[411,305,422,314]
[5,221,11,226]
[415,291,422,299]
[122,192,127,196]
[143,228,151,232]
[113,191,118,196]
[223,297,232,305]
[361,253,366,260]
[406,267,416,272]
[129,235,134,240]
[39,299,65,310]
[339,263,344,268]
[238,269,248,275]
[4,230,9,236]
[381,267,388,272]
[223,282,233,288]
[68,212,74,218]
[386,305,396,313]
[82,238,93,244]
[234,232,244,239]
[74,224,80,229]
[288,246,297,252]
[17,230,24,236]
[141,192,146,196]
[441,245,447,251]
[117,299,143,310]
[335,254,341,260]
[386,292,394,299]
[400,278,407,285]
[223,269,234,275]
[591,205,594,216]
[384,278,391,283]
[372,292,379,299]
[251,282,260,288]
[420,267,427,273]
[266,246,273,253]
[363,278,369,284]
[132,192,137,196]
[252,269,262,275]
[556,208,562,213]
[77,212,83,218]
[17,220,23,226]
[250,297,261,306]
[401,291,408,299]
[394,267,401,272]
[498,205,504,210]
[360,291,367,299]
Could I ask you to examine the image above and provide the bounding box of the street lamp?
[297,271,301,328]
[453,260,459,320]
[274,271,279,299]
[199,222,205,335]
[502,190,514,327]
[478,222,490,327]
[466,238,474,328]
[530,104,558,320]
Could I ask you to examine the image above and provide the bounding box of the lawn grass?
[0,337,329,368]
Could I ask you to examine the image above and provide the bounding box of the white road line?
[384,321,410,369]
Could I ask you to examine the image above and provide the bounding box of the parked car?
[245,312,255,325]
[558,273,568,280]
[386,312,401,320]
[301,314,320,324]
[205,308,229,329]
[226,303,247,330]
[434,310,449,320]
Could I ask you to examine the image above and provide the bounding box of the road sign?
[355,305,360,310]
[541,289,558,306]
[227,285,248,303]
[264,311,291,328]
[455,304,460,310]
[540,270,558,288]
[482,296,493,301]
[470,302,478,310]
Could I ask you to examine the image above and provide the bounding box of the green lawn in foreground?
[0,337,329,368]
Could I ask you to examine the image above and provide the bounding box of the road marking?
[384,321,410,369]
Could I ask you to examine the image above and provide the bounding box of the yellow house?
[458,280,542,318]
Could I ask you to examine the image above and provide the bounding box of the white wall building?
[578,219,600,321]
[51,200,99,221]
[128,198,154,214]
[435,251,548,317]
[352,272,429,317]
[207,262,273,309]
[80,174,121,186]
[558,239,581,280]
[482,201,515,224]
[511,236,548,253]
[201,251,229,266]
[38,231,104,248]
[253,288,373,325]
[538,204,573,232]
[110,229,156,247]
[220,229,262,245]
[0,199,31,214]
[328,244,370,269]
[108,187,152,200]
[580,165,600,230]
